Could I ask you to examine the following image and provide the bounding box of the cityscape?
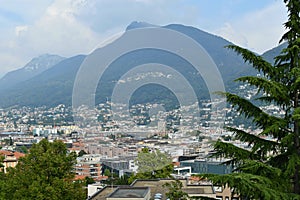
[0,0,299,200]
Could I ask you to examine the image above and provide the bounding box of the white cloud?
[17,0,100,55]
[15,25,28,36]
[216,1,287,53]
[217,22,248,47]
[0,0,187,76]
[0,0,290,77]
[0,0,101,77]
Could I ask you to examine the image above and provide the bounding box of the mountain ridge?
[0,22,286,108]
[0,54,65,91]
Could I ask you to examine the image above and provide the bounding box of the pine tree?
[202,0,300,199]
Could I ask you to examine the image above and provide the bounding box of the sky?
[0,0,287,77]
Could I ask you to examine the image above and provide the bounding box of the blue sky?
[0,0,287,77]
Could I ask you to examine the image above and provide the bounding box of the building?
[84,144,130,157]
[88,183,104,198]
[0,150,25,173]
[101,156,138,176]
[131,179,216,199]
[173,166,192,177]
[74,154,103,180]
[88,179,216,200]
[107,187,150,200]
[213,186,240,200]
[180,158,233,174]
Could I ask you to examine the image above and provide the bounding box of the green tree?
[2,139,85,200]
[78,149,87,157]
[0,156,4,171]
[136,149,172,174]
[0,156,6,199]
[85,176,96,186]
[202,0,300,199]
[104,168,112,176]
[128,149,173,183]
[114,174,130,185]
[16,145,28,154]
[164,179,189,200]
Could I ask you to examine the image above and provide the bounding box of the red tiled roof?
[0,150,25,159]
[0,150,13,156]
[73,175,108,181]
[13,152,25,159]
[74,175,87,180]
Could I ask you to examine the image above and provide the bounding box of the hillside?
[0,54,65,91]
[0,22,285,108]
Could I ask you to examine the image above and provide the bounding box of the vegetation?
[163,179,217,200]
[164,179,189,200]
[202,0,300,199]
[0,139,85,200]
[128,148,173,183]
[102,168,130,185]
[136,148,172,173]
[85,176,96,186]
[78,149,87,157]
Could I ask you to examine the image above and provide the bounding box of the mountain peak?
[24,54,65,71]
[0,23,287,108]
[126,21,158,31]
[0,54,65,91]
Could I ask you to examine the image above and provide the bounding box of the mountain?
[0,55,85,107]
[0,22,287,108]
[126,21,158,30]
[261,42,287,64]
[0,54,65,91]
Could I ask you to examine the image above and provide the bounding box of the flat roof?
[108,187,149,198]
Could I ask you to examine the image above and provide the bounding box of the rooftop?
[108,187,149,198]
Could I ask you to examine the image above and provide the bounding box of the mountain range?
[0,22,285,108]
[0,54,65,91]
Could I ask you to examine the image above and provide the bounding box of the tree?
[128,148,173,183]
[2,139,85,200]
[16,145,28,154]
[164,179,189,200]
[202,0,300,199]
[85,176,96,186]
[136,148,172,174]
[104,168,112,177]
[78,149,87,157]
[0,157,6,199]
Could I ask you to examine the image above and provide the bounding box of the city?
[0,0,298,199]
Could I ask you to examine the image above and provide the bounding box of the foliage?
[78,149,87,157]
[114,174,130,185]
[164,179,189,200]
[128,164,174,184]
[136,149,172,173]
[0,139,85,200]
[102,168,130,185]
[202,0,300,199]
[104,168,112,177]
[85,176,96,186]
[128,148,173,183]
[16,145,28,154]
[0,156,4,171]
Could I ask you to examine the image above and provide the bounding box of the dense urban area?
[0,0,299,199]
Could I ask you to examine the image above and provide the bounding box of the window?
[214,186,223,192]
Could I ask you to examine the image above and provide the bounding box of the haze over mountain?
[0,54,65,91]
[0,22,285,108]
